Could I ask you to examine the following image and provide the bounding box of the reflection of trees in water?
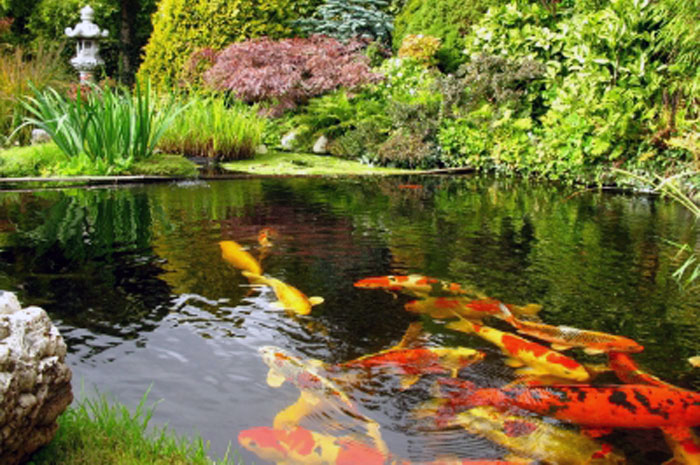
[0,188,172,353]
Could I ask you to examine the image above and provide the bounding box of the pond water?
[0,176,698,464]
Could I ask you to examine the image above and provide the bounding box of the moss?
[127,153,199,177]
[0,143,65,177]
[221,151,414,176]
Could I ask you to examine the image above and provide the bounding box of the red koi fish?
[239,426,533,465]
[339,346,485,389]
[405,297,541,321]
[354,275,477,298]
[436,380,700,429]
[446,318,590,382]
[499,304,643,355]
[662,426,700,465]
[608,352,682,389]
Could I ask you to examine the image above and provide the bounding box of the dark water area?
[0,176,697,464]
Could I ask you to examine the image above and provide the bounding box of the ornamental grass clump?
[203,35,383,114]
[20,81,182,175]
[158,95,265,161]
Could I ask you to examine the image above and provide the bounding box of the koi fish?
[239,426,531,465]
[446,318,590,382]
[354,275,480,298]
[242,271,323,315]
[258,346,386,454]
[446,406,626,465]
[219,240,262,275]
[398,184,423,189]
[608,351,682,389]
[690,356,700,368]
[258,227,278,248]
[499,304,643,355]
[405,298,541,321]
[339,346,485,389]
[435,380,700,429]
[662,426,700,465]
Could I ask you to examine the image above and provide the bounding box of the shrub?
[137,0,322,91]
[294,0,394,47]
[21,82,182,175]
[374,129,437,168]
[157,95,265,161]
[0,44,70,146]
[204,36,383,113]
[393,0,495,71]
[398,34,442,66]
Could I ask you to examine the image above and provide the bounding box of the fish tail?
[241,270,266,284]
[513,303,542,317]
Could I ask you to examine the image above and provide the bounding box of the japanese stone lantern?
[65,5,109,82]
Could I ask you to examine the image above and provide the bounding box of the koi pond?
[0,176,698,464]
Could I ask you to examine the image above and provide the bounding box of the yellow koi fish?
[448,406,626,465]
[689,356,700,368]
[219,240,262,275]
[446,317,590,382]
[499,304,643,355]
[242,271,323,315]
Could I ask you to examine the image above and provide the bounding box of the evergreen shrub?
[398,34,441,66]
[137,0,322,91]
[204,36,383,114]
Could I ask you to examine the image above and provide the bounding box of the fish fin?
[514,303,543,317]
[503,454,536,464]
[689,356,700,368]
[584,363,612,377]
[271,301,286,310]
[514,366,550,377]
[551,343,573,351]
[273,394,314,429]
[299,390,322,406]
[504,357,526,368]
[581,427,614,439]
[399,374,422,390]
[309,296,324,306]
[365,421,389,458]
[266,368,286,388]
[241,271,266,285]
[497,303,515,321]
[583,347,606,355]
[395,322,425,349]
[412,398,448,420]
[445,320,475,334]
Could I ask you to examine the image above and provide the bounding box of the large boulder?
[0,291,72,465]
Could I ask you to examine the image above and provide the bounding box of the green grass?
[28,390,241,465]
[222,151,416,176]
[0,143,198,178]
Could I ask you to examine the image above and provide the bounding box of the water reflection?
[0,176,697,464]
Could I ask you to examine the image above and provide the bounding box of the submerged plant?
[20,81,182,175]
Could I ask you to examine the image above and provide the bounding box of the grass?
[158,95,265,161]
[221,151,416,176]
[27,390,241,465]
[0,143,198,178]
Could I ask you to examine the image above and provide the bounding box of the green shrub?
[21,82,182,175]
[393,0,495,72]
[137,0,322,91]
[397,34,441,66]
[0,142,63,177]
[157,95,265,161]
[374,128,437,168]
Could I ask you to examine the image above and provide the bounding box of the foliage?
[374,128,437,168]
[157,95,265,161]
[294,0,394,47]
[137,0,322,91]
[397,34,441,66]
[127,153,199,177]
[28,389,240,465]
[393,0,494,71]
[0,44,70,146]
[20,82,182,175]
[204,36,383,113]
[0,142,62,176]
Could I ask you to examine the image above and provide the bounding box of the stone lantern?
[65,5,109,82]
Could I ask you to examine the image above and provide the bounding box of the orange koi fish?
[499,304,643,355]
[398,184,423,189]
[446,318,590,382]
[434,380,700,429]
[608,352,681,389]
[354,275,478,298]
[243,271,323,315]
[258,227,278,248]
[662,426,700,465]
[258,346,386,453]
[219,240,262,275]
[339,346,485,389]
[445,406,625,465]
[239,426,532,465]
[405,298,541,321]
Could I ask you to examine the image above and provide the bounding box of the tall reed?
[20,81,183,174]
[158,95,265,161]
[0,44,70,146]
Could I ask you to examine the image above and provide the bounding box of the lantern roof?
[65,5,109,39]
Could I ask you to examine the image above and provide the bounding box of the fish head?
[404,300,424,313]
[238,426,316,462]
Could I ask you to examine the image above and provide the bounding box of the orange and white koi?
[219,240,262,275]
[446,318,590,382]
[444,406,626,465]
[243,271,323,315]
[339,346,485,389]
[354,275,479,298]
[434,379,700,429]
[405,298,541,321]
[499,304,643,355]
[258,227,278,248]
[239,426,532,465]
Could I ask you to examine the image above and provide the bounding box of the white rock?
[312,135,329,154]
[0,292,21,315]
[280,130,298,150]
[30,129,51,145]
[255,144,268,155]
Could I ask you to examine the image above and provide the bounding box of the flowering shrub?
[398,34,441,66]
[204,36,383,113]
